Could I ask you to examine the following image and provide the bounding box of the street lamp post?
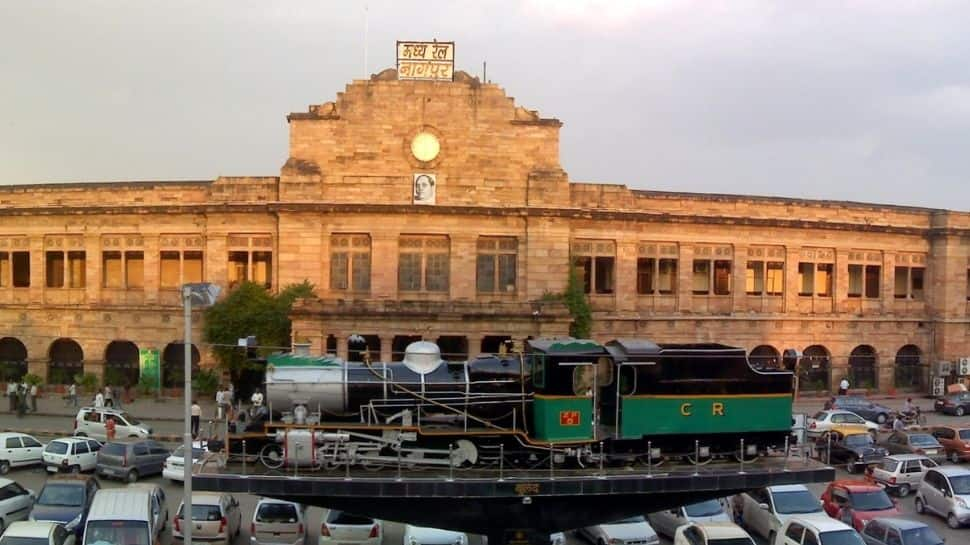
[182,283,221,545]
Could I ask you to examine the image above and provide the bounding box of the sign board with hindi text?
[139,348,160,391]
[397,41,454,81]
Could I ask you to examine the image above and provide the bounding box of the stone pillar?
[732,245,748,311]
[785,247,801,313]
[379,336,393,363]
[467,335,484,357]
[615,239,638,312]
[835,249,850,314]
[336,334,349,361]
[881,251,895,315]
[28,235,44,304]
[144,235,160,304]
[677,244,694,312]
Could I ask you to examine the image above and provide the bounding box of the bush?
[74,373,99,395]
[23,374,43,387]
[192,369,220,396]
[136,375,158,397]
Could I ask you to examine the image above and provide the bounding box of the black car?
[934,392,970,416]
[817,432,888,473]
[28,474,100,537]
[832,396,893,424]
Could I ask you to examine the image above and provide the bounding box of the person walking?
[6,381,16,412]
[838,377,850,396]
[94,390,104,408]
[103,385,113,408]
[105,415,116,441]
[191,400,201,438]
[15,385,25,418]
[67,382,78,408]
[28,383,37,413]
[215,387,225,420]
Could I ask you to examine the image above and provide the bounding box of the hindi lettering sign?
[139,348,161,391]
[397,41,454,81]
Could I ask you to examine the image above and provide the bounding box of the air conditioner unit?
[960,357,970,376]
[932,377,945,397]
[937,361,952,376]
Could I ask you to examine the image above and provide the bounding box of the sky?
[1,1,968,210]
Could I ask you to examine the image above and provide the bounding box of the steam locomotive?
[238,338,795,470]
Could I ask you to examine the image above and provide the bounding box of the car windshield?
[611,516,646,524]
[950,475,970,495]
[327,512,375,525]
[709,539,754,545]
[819,530,865,545]
[101,443,126,456]
[83,520,150,545]
[45,441,69,455]
[772,490,824,514]
[0,538,50,545]
[909,434,939,446]
[684,499,723,517]
[959,430,970,441]
[37,483,85,507]
[843,435,872,446]
[172,446,205,459]
[881,460,899,472]
[812,412,827,420]
[178,504,222,521]
[901,526,944,545]
[848,490,894,511]
[256,503,298,523]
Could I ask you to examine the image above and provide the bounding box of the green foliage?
[204,280,317,376]
[23,373,43,387]
[563,261,592,338]
[75,373,99,394]
[102,368,126,389]
[136,375,157,397]
[192,369,220,395]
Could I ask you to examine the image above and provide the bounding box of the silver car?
[860,518,943,545]
[914,466,970,529]
[868,454,938,497]
[648,499,731,538]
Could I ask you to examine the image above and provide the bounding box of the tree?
[563,261,592,338]
[203,280,316,381]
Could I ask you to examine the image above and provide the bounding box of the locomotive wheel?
[259,444,285,469]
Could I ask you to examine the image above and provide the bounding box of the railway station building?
[1,59,968,394]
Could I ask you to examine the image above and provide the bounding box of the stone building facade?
[1,68,968,393]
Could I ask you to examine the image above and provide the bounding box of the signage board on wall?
[397,41,454,81]
[139,348,160,391]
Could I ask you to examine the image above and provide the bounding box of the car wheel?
[876,413,887,425]
[0,460,9,475]
[948,513,961,529]
[957,406,966,417]
[126,469,139,483]
[70,464,81,474]
[915,498,925,514]
[897,484,911,497]
[951,451,961,464]
[846,457,858,474]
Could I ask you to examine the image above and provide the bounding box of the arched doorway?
[894,345,923,390]
[49,338,84,384]
[104,341,140,388]
[749,345,780,369]
[0,338,28,382]
[849,345,878,390]
[800,345,831,392]
[161,342,200,389]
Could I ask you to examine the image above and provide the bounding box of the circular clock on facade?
[410,131,440,162]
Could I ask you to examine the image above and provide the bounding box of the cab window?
[75,442,90,455]
[785,523,804,543]
[802,530,819,545]
[21,436,40,448]
[4,437,21,449]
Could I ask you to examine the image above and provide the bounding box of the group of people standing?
[5,381,38,417]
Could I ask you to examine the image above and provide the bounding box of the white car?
[0,433,44,474]
[74,407,152,441]
[0,521,75,545]
[321,511,381,545]
[163,445,206,482]
[0,478,35,534]
[734,485,828,543]
[579,515,660,545]
[774,517,864,545]
[251,498,308,545]
[42,438,102,474]
[806,411,878,440]
[403,524,467,545]
[673,522,754,545]
[648,498,731,537]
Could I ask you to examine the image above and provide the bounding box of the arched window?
[894,345,923,389]
[161,342,201,388]
[848,345,878,390]
[105,341,140,387]
[49,338,84,384]
[0,338,28,382]
[800,345,831,391]
[749,345,780,369]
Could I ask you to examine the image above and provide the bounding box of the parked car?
[126,483,168,538]
[832,397,893,425]
[251,498,307,545]
[42,438,102,474]
[815,433,887,473]
[867,454,937,496]
[673,522,754,545]
[733,485,826,543]
[174,493,242,545]
[648,499,730,537]
[28,475,99,537]
[163,445,206,483]
[914,466,970,529]
[775,517,864,545]
[929,425,970,463]
[82,488,158,545]
[403,525,467,545]
[934,392,970,415]
[74,407,152,441]
[807,411,878,440]
[95,440,169,483]
[860,518,943,545]
[819,480,901,532]
[0,433,45,474]
[879,431,945,463]
[0,521,75,545]
[0,478,35,534]
[321,511,382,545]
[579,516,659,545]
